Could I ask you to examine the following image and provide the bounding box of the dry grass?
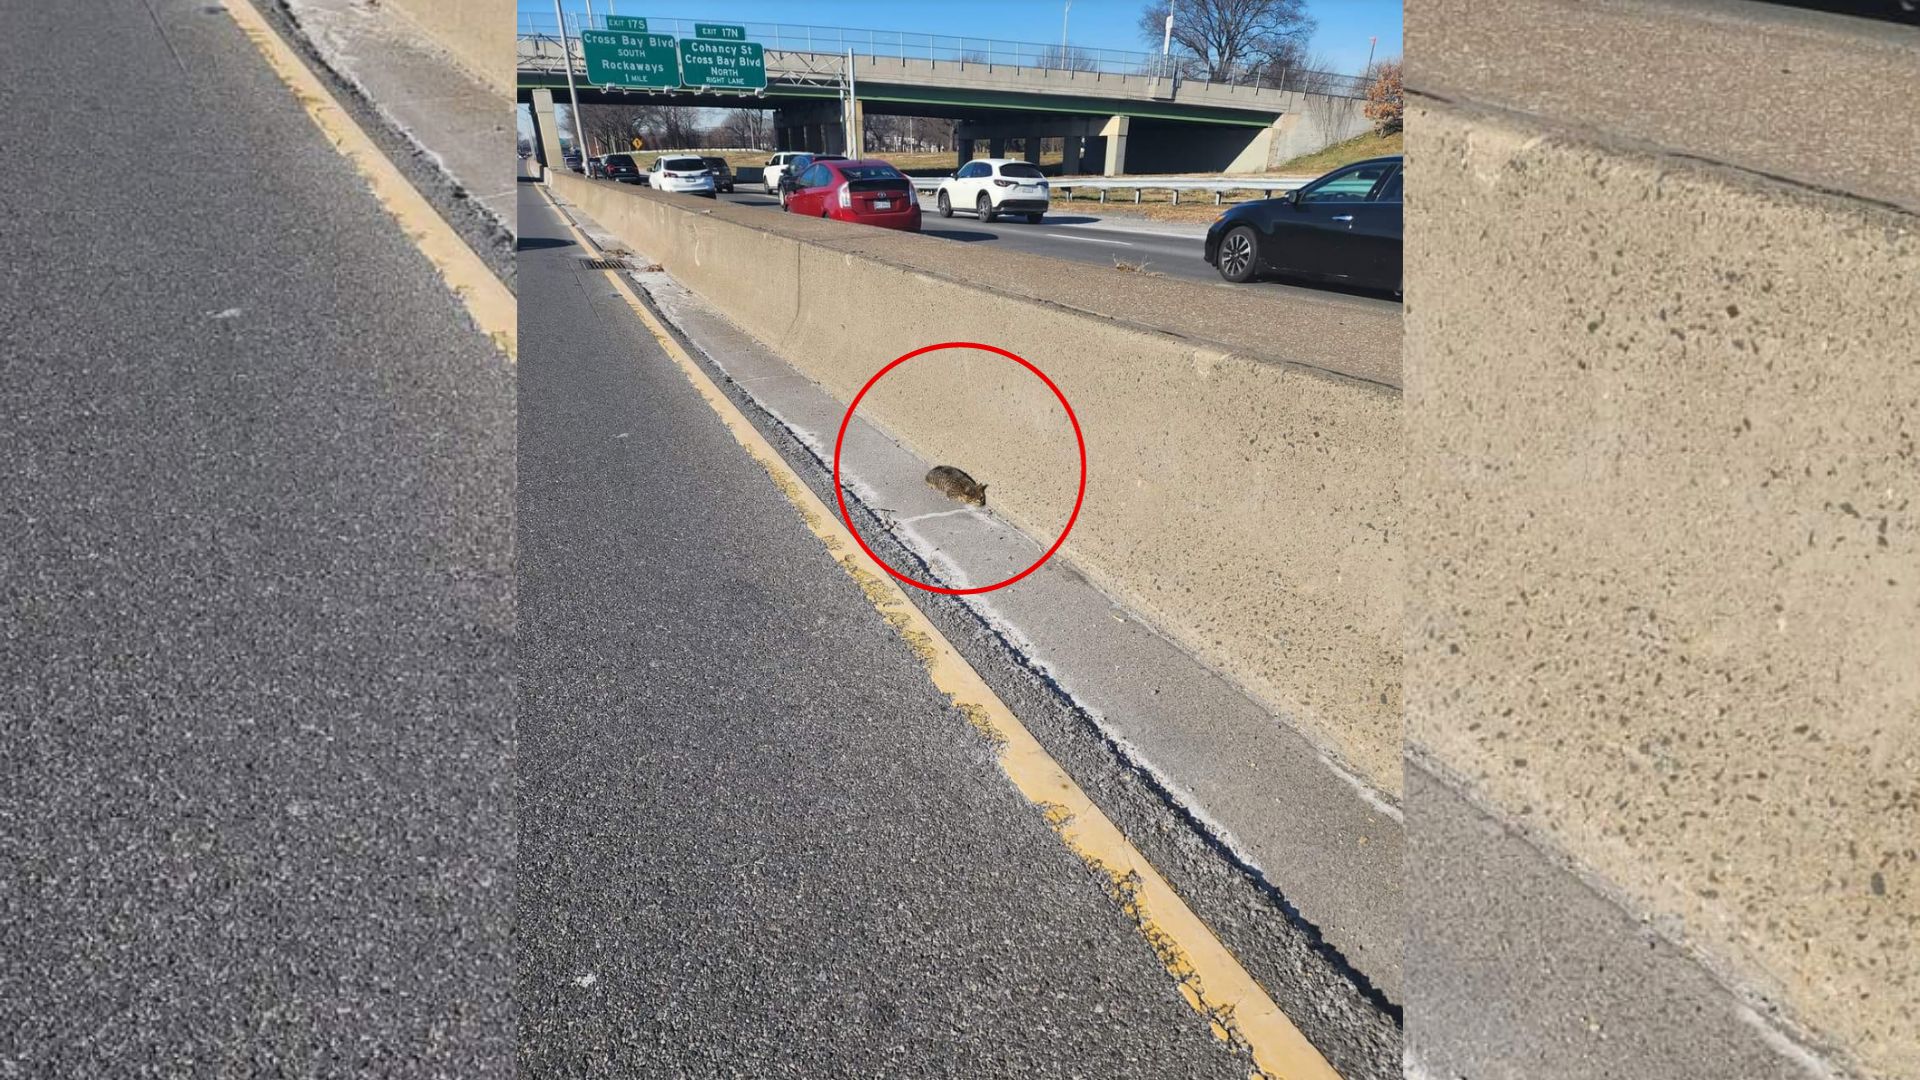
[1269,129,1402,175]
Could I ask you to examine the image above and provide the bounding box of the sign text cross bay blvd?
[678,38,767,90]
[579,30,678,91]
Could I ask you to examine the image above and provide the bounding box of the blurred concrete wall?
[1405,2,1919,1079]
[384,0,514,100]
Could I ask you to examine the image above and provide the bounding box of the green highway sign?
[695,23,746,40]
[604,15,647,32]
[678,37,766,90]
[580,29,679,90]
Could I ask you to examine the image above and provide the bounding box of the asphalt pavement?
[517,184,1261,1078]
[1,2,513,1076]
[718,187,1400,310]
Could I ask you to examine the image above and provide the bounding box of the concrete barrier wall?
[384,0,514,100]
[551,172,1406,800]
[1407,2,1920,1078]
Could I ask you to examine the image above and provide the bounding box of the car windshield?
[1000,163,1044,179]
[661,157,705,171]
[605,154,634,167]
[840,165,904,181]
[703,158,728,170]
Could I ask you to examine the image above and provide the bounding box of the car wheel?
[976,193,995,223]
[937,190,953,218]
[1217,225,1259,283]
[1027,213,1044,224]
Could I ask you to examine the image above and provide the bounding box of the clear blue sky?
[516,0,1400,73]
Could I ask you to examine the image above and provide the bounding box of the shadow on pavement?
[917,229,997,243]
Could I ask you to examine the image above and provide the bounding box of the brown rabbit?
[925,466,987,506]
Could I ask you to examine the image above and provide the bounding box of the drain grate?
[582,257,630,270]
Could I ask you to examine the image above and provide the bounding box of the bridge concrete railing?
[516,35,1359,118]
[515,17,1371,98]
[1406,3,1920,1080]
[548,171,1406,815]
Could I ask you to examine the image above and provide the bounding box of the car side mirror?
[1287,188,1302,205]
[948,171,958,179]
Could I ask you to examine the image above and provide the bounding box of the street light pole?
[1366,35,1377,75]
[1060,0,1072,61]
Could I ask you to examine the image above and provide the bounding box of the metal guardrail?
[907,175,1309,206]
[515,16,1370,98]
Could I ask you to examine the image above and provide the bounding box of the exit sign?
[695,23,746,40]
[605,15,647,32]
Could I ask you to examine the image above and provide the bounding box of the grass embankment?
[1269,129,1402,175]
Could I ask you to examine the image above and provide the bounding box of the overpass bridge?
[516,17,1371,176]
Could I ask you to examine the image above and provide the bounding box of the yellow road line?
[535,186,1343,1080]
[222,0,515,361]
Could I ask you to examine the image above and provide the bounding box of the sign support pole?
[553,0,587,176]
[845,50,858,157]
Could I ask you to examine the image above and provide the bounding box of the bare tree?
[720,108,770,149]
[1038,44,1102,72]
[627,104,705,151]
[1136,0,1313,82]
[578,105,641,156]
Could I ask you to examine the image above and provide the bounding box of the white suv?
[936,159,1051,224]
[648,155,716,198]
[761,151,808,196]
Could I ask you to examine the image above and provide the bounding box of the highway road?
[718,187,1401,311]
[1,3,513,1076]
[517,184,1311,1077]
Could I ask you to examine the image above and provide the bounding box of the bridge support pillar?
[1100,115,1130,176]
[1024,135,1043,166]
[988,137,1005,158]
[530,88,565,179]
[1061,135,1083,175]
[955,139,975,170]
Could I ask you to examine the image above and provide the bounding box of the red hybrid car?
[782,159,921,232]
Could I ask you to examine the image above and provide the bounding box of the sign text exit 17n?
[677,38,767,90]
[695,23,746,40]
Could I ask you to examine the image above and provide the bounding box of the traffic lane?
[1,3,513,1077]
[719,188,1400,310]
[517,185,1251,1079]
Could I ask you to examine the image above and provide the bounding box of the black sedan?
[600,152,644,184]
[1204,155,1402,293]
